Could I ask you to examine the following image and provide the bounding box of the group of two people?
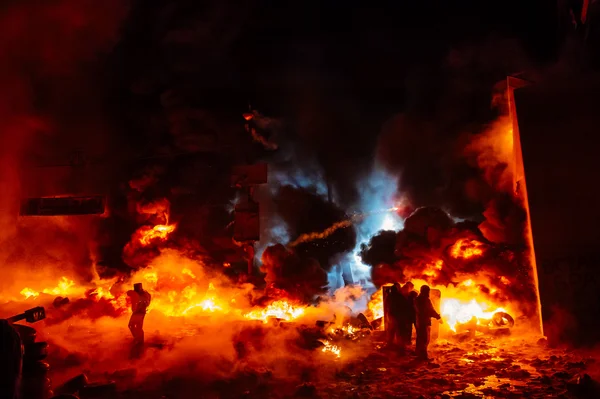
[387,282,442,360]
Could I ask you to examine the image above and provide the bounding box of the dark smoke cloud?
[260,244,327,303]
[377,38,534,220]
[274,186,356,270]
[0,0,128,288]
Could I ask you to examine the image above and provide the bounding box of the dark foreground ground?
[48,331,600,399]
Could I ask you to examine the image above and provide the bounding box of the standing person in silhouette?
[398,282,417,350]
[127,283,151,345]
[415,285,442,360]
[386,283,403,347]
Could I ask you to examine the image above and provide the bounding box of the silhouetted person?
[386,283,403,347]
[398,282,415,350]
[399,288,417,347]
[415,285,441,360]
[127,283,151,344]
[408,290,418,336]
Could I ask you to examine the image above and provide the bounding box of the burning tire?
[491,312,515,328]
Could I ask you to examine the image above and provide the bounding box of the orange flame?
[138,224,177,246]
[366,277,513,336]
[20,276,80,300]
[449,238,484,259]
[320,339,341,358]
[441,299,506,332]
[244,300,306,323]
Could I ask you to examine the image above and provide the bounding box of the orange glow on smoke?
[138,224,177,246]
[449,238,484,259]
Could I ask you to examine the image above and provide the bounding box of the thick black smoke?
[260,244,328,303]
[377,39,534,220]
[273,185,356,270]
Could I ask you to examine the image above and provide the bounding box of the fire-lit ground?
[34,323,600,399]
[2,281,600,399]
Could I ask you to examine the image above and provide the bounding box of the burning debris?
[360,205,537,339]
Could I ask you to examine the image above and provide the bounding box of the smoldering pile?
[360,206,538,318]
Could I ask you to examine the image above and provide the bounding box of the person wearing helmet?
[127,283,151,344]
[415,285,441,360]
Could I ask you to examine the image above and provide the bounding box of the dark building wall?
[514,77,600,345]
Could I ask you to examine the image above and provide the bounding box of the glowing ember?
[449,238,485,259]
[244,300,306,323]
[139,224,177,245]
[342,324,358,335]
[329,324,359,336]
[441,298,506,332]
[320,339,341,358]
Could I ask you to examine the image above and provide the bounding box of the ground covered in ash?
[46,329,600,399]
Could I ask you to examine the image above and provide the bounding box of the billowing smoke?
[260,244,328,303]
[377,39,532,220]
[0,0,128,295]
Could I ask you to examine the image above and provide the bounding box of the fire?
[20,287,39,299]
[89,286,114,300]
[182,283,228,315]
[365,278,513,336]
[20,276,79,300]
[441,298,506,332]
[320,339,341,358]
[43,276,76,296]
[424,259,444,278]
[244,300,306,323]
[138,224,177,245]
[367,286,386,320]
[329,324,358,336]
[462,279,474,287]
[449,238,485,259]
